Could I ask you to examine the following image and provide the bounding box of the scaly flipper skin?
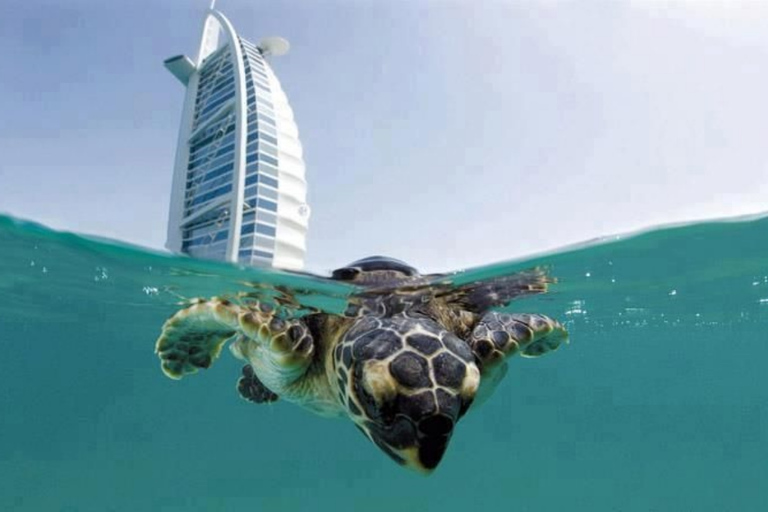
[237,364,279,403]
[155,298,241,379]
[469,312,568,369]
[233,302,315,392]
[155,298,315,398]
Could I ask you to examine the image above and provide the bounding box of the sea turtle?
[155,256,568,473]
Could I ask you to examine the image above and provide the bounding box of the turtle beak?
[394,446,437,475]
[363,412,456,474]
[396,434,452,475]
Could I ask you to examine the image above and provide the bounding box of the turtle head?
[335,321,480,473]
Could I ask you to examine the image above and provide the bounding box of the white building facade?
[164,8,309,270]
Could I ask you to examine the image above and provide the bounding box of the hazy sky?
[1,0,767,273]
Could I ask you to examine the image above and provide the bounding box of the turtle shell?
[331,256,419,282]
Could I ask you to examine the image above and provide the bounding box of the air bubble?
[94,266,109,282]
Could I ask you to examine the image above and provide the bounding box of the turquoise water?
[1,213,766,511]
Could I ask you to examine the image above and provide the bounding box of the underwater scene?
[0,212,766,511]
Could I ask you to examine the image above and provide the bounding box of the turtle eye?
[332,267,361,281]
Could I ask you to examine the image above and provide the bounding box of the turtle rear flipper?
[437,267,551,315]
[237,364,279,403]
[155,298,241,379]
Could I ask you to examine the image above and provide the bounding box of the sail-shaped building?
[164,7,309,270]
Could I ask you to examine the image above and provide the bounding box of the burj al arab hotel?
[164,5,310,270]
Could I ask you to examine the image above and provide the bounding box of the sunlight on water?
[1,213,766,511]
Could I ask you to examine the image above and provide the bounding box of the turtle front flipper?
[155,298,241,379]
[469,312,568,369]
[233,304,316,393]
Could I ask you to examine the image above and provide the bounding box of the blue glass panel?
[256,96,274,109]
[254,87,271,102]
[187,162,233,186]
[258,199,277,212]
[185,222,219,240]
[206,85,236,106]
[258,186,278,201]
[187,183,232,208]
[260,175,278,188]
[260,143,277,157]
[189,124,235,154]
[256,211,276,225]
[259,123,277,137]
[256,105,275,118]
[209,79,233,97]
[199,151,236,175]
[256,224,276,236]
[189,132,235,161]
[189,142,235,169]
[187,172,232,197]
[259,154,278,166]
[260,132,277,146]
[183,206,229,230]
[254,236,274,249]
[259,163,278,177]
[199,91,235,118]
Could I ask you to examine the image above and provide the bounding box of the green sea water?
[1,213,766,511]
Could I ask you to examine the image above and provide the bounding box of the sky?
[1,0,767,274]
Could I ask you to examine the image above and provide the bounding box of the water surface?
[1,214,766,511]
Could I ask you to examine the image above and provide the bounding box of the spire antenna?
[209,0,217,10]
